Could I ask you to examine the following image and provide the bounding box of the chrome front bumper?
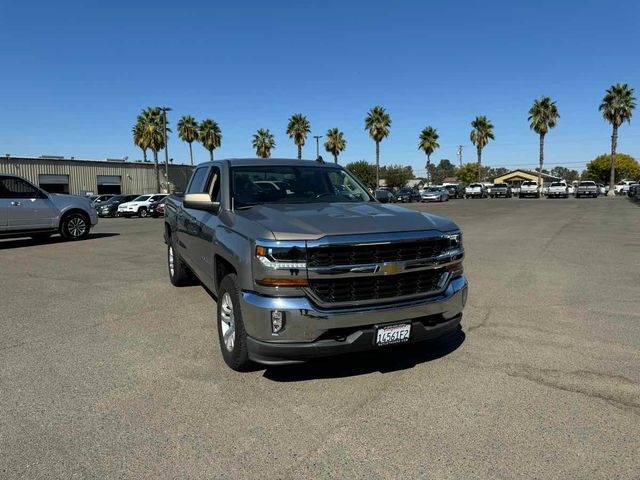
[240,276,468,344]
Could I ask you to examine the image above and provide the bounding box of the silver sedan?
[421,187,450,202]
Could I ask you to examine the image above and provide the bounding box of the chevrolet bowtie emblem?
[376,263,404,274]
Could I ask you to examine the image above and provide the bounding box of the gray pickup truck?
[1,174,98,241]
[575,181,599,198]
[164,159,467,370]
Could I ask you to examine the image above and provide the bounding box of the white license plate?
[376,323,411,346]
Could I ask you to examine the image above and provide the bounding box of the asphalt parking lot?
[1,197,639,479]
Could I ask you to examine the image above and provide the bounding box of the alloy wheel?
[220,292,236,352]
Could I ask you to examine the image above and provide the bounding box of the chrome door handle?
[10,201,22,206]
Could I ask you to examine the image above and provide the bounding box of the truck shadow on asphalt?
[0,233,120,250]
[262,327,465,382]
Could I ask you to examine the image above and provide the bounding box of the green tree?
[470,116,495,181]
[364,106,392,188]
[599,83,636,195]
[138,107,166,192]
[585,153,640,184]
[286,114,311,159]
[457,163,484,186]
[485,167,508,181]
[346,160,377,189]
[132,121,149,163]
[177,115,199,166]
[550,166,579,183]
[528,96,560,189]
[383,165,414,190]
[252,129,276,158]
[324,128,347,164]
[427,159,457,185]
[198,119,222,161]
[418,126,440,184]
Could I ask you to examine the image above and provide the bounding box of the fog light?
[271,310,285,334]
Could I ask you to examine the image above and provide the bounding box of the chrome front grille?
[303,231,462,307]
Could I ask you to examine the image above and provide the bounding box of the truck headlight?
[447,233,462,250]
[255,241,308,287]
[255,244,306,269]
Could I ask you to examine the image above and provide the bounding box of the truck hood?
[236,202,459,240]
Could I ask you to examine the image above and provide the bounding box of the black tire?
[138,207,148,218]
[167,234,194,287]
[60,212,90,240]
[217,274,251,371]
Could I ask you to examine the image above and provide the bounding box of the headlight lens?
[254,242,308,287]
[255,243,306,269]
[448,233,462,250]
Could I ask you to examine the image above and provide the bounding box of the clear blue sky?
[1,0,639,174]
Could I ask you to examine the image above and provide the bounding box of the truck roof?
[196,158,343,169]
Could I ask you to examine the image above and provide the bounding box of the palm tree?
[470,116,495,182]
[286,114,311,159]
[177,115,199,166]
[418,126,440,185]
[599,83,636,195]
[364,106,392,188]
[252,129,276,158]
[528,96,560,190]
[138,107,165,192]
[324,128,346,164]
[132,121,149,163]
[198,119,222,161]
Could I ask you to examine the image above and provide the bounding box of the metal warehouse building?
[0,156,193,195]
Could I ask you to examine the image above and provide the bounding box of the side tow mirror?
[183,193,220,213]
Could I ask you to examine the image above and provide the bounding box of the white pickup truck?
[519,181,540,198]
[547,182,569,199]
[464,183,486,199]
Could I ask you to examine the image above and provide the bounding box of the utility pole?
[160,107,172,193]
[313,135,323,159]
[457,145,463,167]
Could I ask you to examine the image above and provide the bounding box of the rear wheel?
[60,212,90,240]
[217,274,251,371]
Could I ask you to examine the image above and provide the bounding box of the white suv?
[117,194,167,218]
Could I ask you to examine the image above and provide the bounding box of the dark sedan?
[375,189,396,203]
[149,200,166,218]
[395,188,421,203]
[95,194,139,217]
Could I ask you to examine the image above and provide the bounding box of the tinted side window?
[187,168,211,194]
[0,177,41,199]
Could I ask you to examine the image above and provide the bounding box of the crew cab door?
[0,176,57,230]
[179,166,221,288]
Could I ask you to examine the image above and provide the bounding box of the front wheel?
[138,208,148,218]
[60,212,90,240]
[167,236,195,287]
[217,274,251,371]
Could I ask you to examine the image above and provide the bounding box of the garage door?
[97,175,121,194]
[39,174,70,194]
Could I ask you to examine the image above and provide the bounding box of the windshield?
[550,183,565,187]
[469,184,482,188]
[522,182,537,186]
[579,182,595,186]
[232,166,372,207]
[133,195,151,202]
[493,184,507,188]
